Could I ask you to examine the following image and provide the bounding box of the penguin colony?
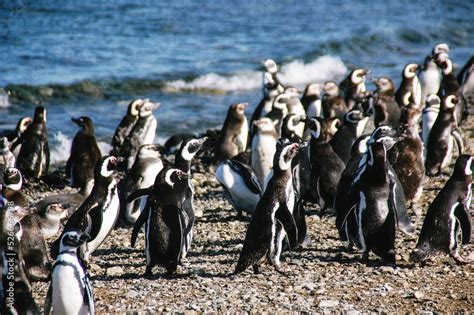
[0,43,473,313]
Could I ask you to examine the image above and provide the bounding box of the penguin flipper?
[126,187,152,203]
[228,159,262,195]
[88,207,103,241]
[388,174,415,235]
[83,273,96,314]
[165,205,184,270]
[275,205,298,248]
[131,204,149,247]
[452,128,464,156]
[454,204,472,245]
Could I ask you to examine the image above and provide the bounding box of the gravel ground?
[27,118,474,313]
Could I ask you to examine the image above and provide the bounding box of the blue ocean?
[1,0,473,164]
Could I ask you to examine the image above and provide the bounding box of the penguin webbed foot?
[143,266,154,278]
[273,265,288,276]
[253,265,260,274]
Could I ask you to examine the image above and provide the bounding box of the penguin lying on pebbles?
[411,155,472,265]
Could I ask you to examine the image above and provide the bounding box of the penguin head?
[273,94,288,110]
[0,137,10,153]
[442,95,458,111]
[137,144,161,159]
[425,94,441,108]
[284,86,300,98]
[60,229,90,252]
[16,116,32,134]
[344,110,364,124]
[323,81,339,97]
[274,140,306,171]
[3,167,22,191]
[436,53,453,75]
[97,156,126,178]
[179,137,208,161]
[139,100,160,117]
[402,64,418,79]
[34,106,47,123]
[373,77,395,94]
[453,154,473,178]
[368,125,401,151]
[71,116,95,134]
[229,102,248,119]
[263,59,278,74]
[162,168,190,188]
[127,98,144,116]
[350,69,368,85]
[254,117,276,133]
[44,203,68,221]
[304,83,321,98]
[432,43,449,57]
[307,117,322,140]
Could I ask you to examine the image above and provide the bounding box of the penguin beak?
[198,136,209,145]
[298,115,308,123]
[80,233,91,242]
[110,156,127,171]
[71,117,82,125]
[151,102,161,110]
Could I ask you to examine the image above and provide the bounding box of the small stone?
[106,266,123,277]
[319,299,339,308]
[89,263,101,272]
[126,290,139,299]
[414,291,424,300]
[380,266,395,274]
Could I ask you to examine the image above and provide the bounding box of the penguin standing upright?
[339,69,368,109]
[322,81,348,121]
[50,156,125,262]
[437,53,466,124]
[422,94,441,159]
[372,77,401,128]
[266,94,289,137]
[234,141,304,275]
[120,144,163,224]
[120,100,160,169]
[129,167,190,275]
[388,102,425,211]
[251,117,278,188]
[0,137,15,182]
[301,83,322,119]
[1,167,29,210]
[66,117,102,189]
[425,95,463,176]
[284,97,306,138]
[248,88,279,148]
[419,55,442,101]
[281,114,306,142]
[411,155,472,264]
[262,59,284,96]
[216,103,248,161]
[110,99,143,155]
[14,106,49,178]
[395,64,421,107]
[457,56,474,105]
[2,116,32,158]
[44,229,94,315]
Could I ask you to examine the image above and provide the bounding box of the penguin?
[50,156,125,262]
[14,106,50,178]
[284,97,306,138]
[234,141,305,275]
[266,93,289,137]
[1,167,28,210]
[431,43,449,58]
[251,117,278,188]
[419,55,442,101]
[387,102,425,212]
[44,229,94,315]
[0,116,32,158]
[33,203,67,240]
[66,116,102,189]
[0,137,15,183]
[129,167,190,276]
[322,81,348,121]
[120,144,163,224]
[216,102,249,161]
[395,64,421,107]
[248,87,279,148]
[425,95,463,176]
[437,53,466,124]
[215,159,262,216]
[164,133,195,154]
[422,94,441,159]
[110,98,143,155]
[342,142,398,264]
[339,68,369,109]
[262,59,284,96]
[301,83,322,119]
[329,109,370,164]
[307,117,345,214]
[372,77,401,128]
[411,155,472,265]
[120,100,160,169]
[281,114,306,142]
[457,56,474,105]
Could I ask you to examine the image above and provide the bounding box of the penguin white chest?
[238,117,249,150]
[285,177,295,214]
[307,100,322,118]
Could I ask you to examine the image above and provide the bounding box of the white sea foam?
[164,55,347,92]
[0,89,10,108]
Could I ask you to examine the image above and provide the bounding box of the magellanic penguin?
[32,203,67,240]
[1,167,29,210]
[120,144,163,224]
[387,102,425,213]
[120,100,160,169]
[1,116,33,158]
[457,56,474,105]
[110,98,143,155]
[339,142,398,264]
[307,117,345,215]
[372,77,401,128]
[248,87,279,148]
[339,68,369,109]
[437,53,467,124]
[432,43,450,58]
[215,159,262,216]
[425,95,463,177]
[50,156,126,262]
[329,109,370,164]
[251,117,278,189]
[265,93,289,137]
[262,59,284,96]
[44,229,94,315]
[13,106,49,178]
[0,137,15,182]
[411,155,472,265]
[164,133,195,154]
[129,167,190,276]
[216,103,249,162]
[284,97,306,139]
[322,81,348,121]
[301,83,323,119]
[281,114,306,142]
[395,64,421,107]
[66,117,102,190]
[422,94,441,160]
[234,141,305,275]
[419,55,442,101]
